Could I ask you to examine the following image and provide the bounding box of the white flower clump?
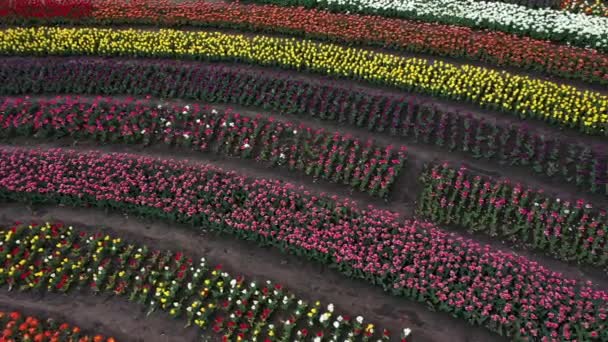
[297,0,608,50]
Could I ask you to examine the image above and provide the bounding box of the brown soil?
[0,203,504,342]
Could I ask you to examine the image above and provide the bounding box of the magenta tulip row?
[417,163,608,267]
[0,146,605,341]
[0,96,406,198]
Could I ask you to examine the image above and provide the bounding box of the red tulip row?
[417,163,608,267]
[1,0,607,85]
[0,310,115,342]
[0,146,606,341]
[0,96,406,198]
[0,0,93,19]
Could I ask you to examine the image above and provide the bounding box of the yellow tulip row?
[0,26,606,134]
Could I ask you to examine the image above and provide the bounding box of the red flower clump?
[0,310,114,341]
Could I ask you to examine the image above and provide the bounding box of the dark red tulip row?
[1,0,606,85]
[0,146,606,341]
[0,0,93,19]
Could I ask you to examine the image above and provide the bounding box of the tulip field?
[0,0,607,341]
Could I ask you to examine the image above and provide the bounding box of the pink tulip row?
[0,96,406,198]
[417,163,608,267]
[0,146,606,341]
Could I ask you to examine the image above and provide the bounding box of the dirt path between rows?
[0,203,504,342]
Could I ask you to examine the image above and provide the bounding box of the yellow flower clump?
[0,26,607,133]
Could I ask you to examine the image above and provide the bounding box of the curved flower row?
[417,163,608,267]
[1,58,606,197]
[0,222,411,342]
[245,0,608,51]
[3,1,607,86]
[0,28,606,135]
[0,310,115,342]
[0,146,606,340]
[0,96,406,198]
[561,0,608,16]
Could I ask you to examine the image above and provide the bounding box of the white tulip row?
[266,0,608,51]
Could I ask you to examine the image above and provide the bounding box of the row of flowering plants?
[0,0,93,19]
[1,1,606,86]
[0,222,411,342]
[561,0,608,16]
[0,96,406,198]
[1,28,607,135]
[244,0,608,52]
[0,146,606,340]
[417,163,608,267]
[0,310,115,342]
[1,58,606,197]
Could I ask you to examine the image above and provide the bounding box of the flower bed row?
[2,58,606,197]
[3,1,607,86]
[417,163,608,267]
[0,222,410,341]
[0,96,406,198]
[0,0,93,19]
[243,0,608,52]
[0,146,606,340]
[561,0,608,16]
[0,310,115,342]
[1,28,606,136]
